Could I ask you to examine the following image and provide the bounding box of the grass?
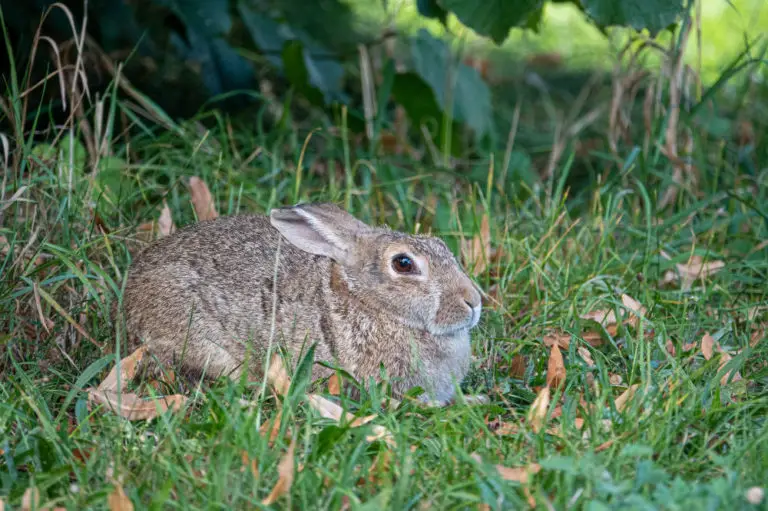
[2,8,768,511]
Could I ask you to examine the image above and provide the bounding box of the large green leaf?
[580,0,685,35]
[154,0,254,96]
[238,4,348,106]
[391,72,463,156]
[410,30,492,140]
[437,0,544,45]
[417,0,448,25]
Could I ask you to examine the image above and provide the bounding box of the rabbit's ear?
[269,203,368,262]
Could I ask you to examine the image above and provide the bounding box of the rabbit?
[122,202,483,404]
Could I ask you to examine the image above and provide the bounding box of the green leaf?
[580,0,686,35]
[95,156,133,203]
[287,343,317,403]
[417,0,448,25]
[410,30,492,140]
[55,355,116,422]
[154,0,254,95]
[239,5,348,106]
[282,40,326,107]
[391,71,462,155]
[437,0,544,45]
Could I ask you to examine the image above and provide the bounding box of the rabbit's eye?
[392,254,415,274]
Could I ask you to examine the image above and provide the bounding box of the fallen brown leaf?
[461,214,491,276]
[307,394,376,428]
[580,309,617,327]
[682,341,697,352]
[108,483,134,511]
[546,344,566,389]
[718,352,743,386]
[158,201,175,237]
[496,463,542,484]
[495,421,522,436]
[262,438,296,505]
[98,347,147,392]
[665,340,676,356]
[21,488,39,511]
[594,439,615,453]
[621,294,646,328]
[188,176,218,221]
[260,410,284,446]
[87,390,187,421]
[328,374,341,396]
[506,354,527,379]
[241,451,260,479]
[701,333,715,360]
[577,347,595,367]
[471,453,541,485]
[676,257,725,291]
[614,384,640,412]
[543,331,571,349]
[527,386,550,433]
[580,331,605,346]
[267,354,291,397]
[750,325,765,348]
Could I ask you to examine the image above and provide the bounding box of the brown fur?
[122,203,482,404]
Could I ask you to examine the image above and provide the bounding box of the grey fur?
[123,203,482,404]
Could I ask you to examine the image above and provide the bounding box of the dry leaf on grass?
[581,293,647,334]
[543,331,572,349]
[460,214,491,277]
[259,410,284,446]
[188,177,218,221]
[241,451,260,479]
[546,344,566,389]
[527,386,550,433]
[88,390,187,421]
[577,347,595,367]
[614,384,640,412]
[682,341,697,352]
[262,438,296,505]
[580,309,617,327]
[544,330,604,349]
[594,439,615,453]
[621,294,646,327]
[21,488,39,511]
[750,325,766,348]
[496,463,542,484]
[328,374,341,395]
[718,352,743,386]
[108,483,134,511]
[18,488,65,511]
[665,340,676,356]
[507,354,527,379]
[701,333,715,360]
[267,354,395,446]
[676,257,725,291]
[158,201,175,237]
[267,354,291,397]
[98,347,147,392]
[471,454,541,485]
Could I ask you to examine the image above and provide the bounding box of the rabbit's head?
[270,203,482,336]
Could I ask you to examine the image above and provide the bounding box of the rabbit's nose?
[462,286,482,310]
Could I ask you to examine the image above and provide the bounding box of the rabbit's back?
[123,214,331,379]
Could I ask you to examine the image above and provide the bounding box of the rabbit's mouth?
[427,303,481,335]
